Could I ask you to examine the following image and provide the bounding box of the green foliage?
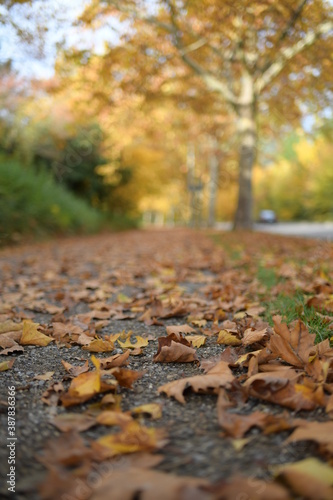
[0,158,104,245]
[264,292,331,343]
[257,265,278,290]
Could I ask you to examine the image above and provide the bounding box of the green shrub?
[0,159,104,244]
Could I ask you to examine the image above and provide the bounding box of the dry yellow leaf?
[130,403,163,420]
[117,336,148,349]
[185,335,206,348]
[82,338,114,352]
[0,359,14,371]
[20,321,53,346]
[217,330,242,346]
[95,421,164,457]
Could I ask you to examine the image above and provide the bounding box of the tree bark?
[233,102,257,230]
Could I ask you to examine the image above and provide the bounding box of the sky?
[0,0,120,78]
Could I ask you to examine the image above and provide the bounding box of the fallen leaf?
[217,330,242,346]
[0,320,22,334]
[158,372,234,404]
[20,321,53,346]
[242,327,268,346]
[41,382,65,406]
[96,410,133,427]
[209,475,290,500]
[273,457,333,499]
[185,334,206,348]
[82,338,114,352]
[118,336,149,349]
[130,403,162,420]
[269,316,315,367]
[218,410,268,438]
[99,350,130,369]
[60,357,101,407]
[111,367,145,388]
[0,359,14,371]
[153,332,198,363]
[166,324,197,335]
[61,359,89,377]
[51,413,96,432]
[94,421,167,457]
[90,467,209,500]
[39,432,92,468]
[34,371,54,381]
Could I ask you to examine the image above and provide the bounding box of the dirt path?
[1,229,333,500]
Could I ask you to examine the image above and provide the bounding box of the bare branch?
[255,20,333,94]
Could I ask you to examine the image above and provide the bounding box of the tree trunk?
[233,102,257,230]
[207,138,218,228]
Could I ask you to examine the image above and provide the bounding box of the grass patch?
[264,292,331,343]
[257,265,278,290]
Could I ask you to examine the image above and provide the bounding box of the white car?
[259,210,277,223]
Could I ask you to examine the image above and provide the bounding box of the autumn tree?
[78,0,333,228]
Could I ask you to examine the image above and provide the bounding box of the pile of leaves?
[1,228,333,499]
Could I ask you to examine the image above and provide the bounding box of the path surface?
[0,229,333,500]
[216,221,333,240]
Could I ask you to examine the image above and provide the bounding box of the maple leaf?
[153,332,198,363]
[269,316,315,367]
[20,320,53,346]
[158,371,234,404]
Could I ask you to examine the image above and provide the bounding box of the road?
[215,221,333,241]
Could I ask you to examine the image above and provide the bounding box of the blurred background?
[0,0,333,244]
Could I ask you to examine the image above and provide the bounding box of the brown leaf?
[242,327,268,346]
[61,359,89,377]
[111,367,145,388]
[158,372,234,404]
[90,467,209,500]
[51,413,96,432]
[41,382,65,406]
[39,432,92,468]
[273,458,333,500]
[99,350,130,369]
[82,338,114,352]
[94,421,167,458]
[96,410,133,427]
[153,333,198,363]
[209,475,290,500]
[166,324,197,335]
[218,410,268,438]
[34,371,54,381]
[269,316,315,367]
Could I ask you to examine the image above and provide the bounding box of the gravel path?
[0,229,331,499]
